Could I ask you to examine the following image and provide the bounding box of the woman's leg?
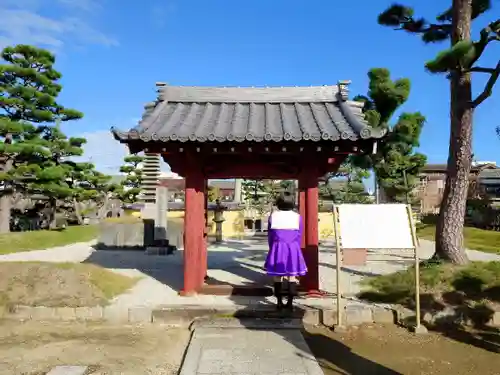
[273,276,284,309]
[286,276,298,310]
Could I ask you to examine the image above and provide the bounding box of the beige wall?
[131,209,337,240]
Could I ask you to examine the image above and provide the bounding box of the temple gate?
[112,82,385,296]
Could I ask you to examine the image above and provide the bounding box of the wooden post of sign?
[332,206,344,329]
[406,204,427,334]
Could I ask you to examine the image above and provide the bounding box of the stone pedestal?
[155,186,168,241]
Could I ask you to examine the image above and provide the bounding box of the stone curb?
[1,304,498,328]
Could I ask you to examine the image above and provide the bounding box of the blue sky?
[1,0,499,177]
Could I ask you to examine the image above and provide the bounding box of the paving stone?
[46,365,89,375]
[345,306,373,325]
[11,305,32,320]
[128,306,152,323]
[55,307,77,321]
[103,306,128,323]
[193,317,303,330]
[491,311,500,326]
[75,306,103,321]
[302,309,320,326]
[179,327,324,375]
[372,307,395,324]
[394,307,416,326]
[31,306,57,320]
[321,309,337,327]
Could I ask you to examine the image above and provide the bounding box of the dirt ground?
[0,321,190,375]
[304,324,500,375]
[0,262,137,307]
[2,321,500,375]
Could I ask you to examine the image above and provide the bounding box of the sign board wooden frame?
[332,203,422,332]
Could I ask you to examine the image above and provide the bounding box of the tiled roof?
[422,163,498,173]
[479,169,500,179]
[111,83,386,144]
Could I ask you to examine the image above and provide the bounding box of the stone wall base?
[1,304,499,328]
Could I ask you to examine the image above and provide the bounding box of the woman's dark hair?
[275,191,295,211]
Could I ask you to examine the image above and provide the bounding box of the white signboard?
[336,204,414,249]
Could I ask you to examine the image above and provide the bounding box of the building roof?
[479,169,500,179]
[422,163,498,173]
[111,83,387,144]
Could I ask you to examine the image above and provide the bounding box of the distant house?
[415,162,500,214]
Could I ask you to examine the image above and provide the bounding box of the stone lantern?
[213,199,226,243]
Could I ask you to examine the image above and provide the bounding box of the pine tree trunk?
[73,198,83,225]
[0,194,11,233]
[48,198,57,229]
[434,0,472,265]
[0,157,13,234]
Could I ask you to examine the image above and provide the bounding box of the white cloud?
[74,129,170,175]
[0,0,117,50]
[74,130,129,174]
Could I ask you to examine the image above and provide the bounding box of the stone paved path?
[180,320,324,375]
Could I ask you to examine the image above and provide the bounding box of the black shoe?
[274,281,284,310]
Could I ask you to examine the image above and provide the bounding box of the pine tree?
[352,68,427,204]
[69,164,119,221]
[321,158,372,204]
[118,155,144,203]
[378,1,499,264]
[242,179,268,204]
[0,44,83,232]
[27,123,87,228]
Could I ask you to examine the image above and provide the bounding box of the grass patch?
[359,261,500,326]
[417,224,500,255]
[360,261,500,304]
[0,262,139,307]
[0,225,99,255]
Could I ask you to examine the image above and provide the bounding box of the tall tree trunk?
[435,0,472,265]
[48,197,57,229]
[97,195,110,219]
[73,198,83,225]
[0,193,11,233]
[0,139,14,233]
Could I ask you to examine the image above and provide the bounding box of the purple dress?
[264,210,308,277]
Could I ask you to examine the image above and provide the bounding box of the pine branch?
[471,60,500,108]
[469,67,497,73]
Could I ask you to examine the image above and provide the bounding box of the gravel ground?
[0,321,190,375]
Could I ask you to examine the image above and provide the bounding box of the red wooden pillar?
[180,167,205,296]
[298,166,320,295]
[200,179,208,285]
[298,178,306,250]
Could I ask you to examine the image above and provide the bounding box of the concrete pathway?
[180,320,324,375]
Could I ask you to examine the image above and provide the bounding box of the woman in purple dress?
[264,191,307,310]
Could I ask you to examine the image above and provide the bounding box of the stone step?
[151,305,328,327]
[46,366,89,375]
[191,317,303,330]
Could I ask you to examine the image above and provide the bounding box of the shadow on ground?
[225,303,402,374]
[84,237,271,294]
